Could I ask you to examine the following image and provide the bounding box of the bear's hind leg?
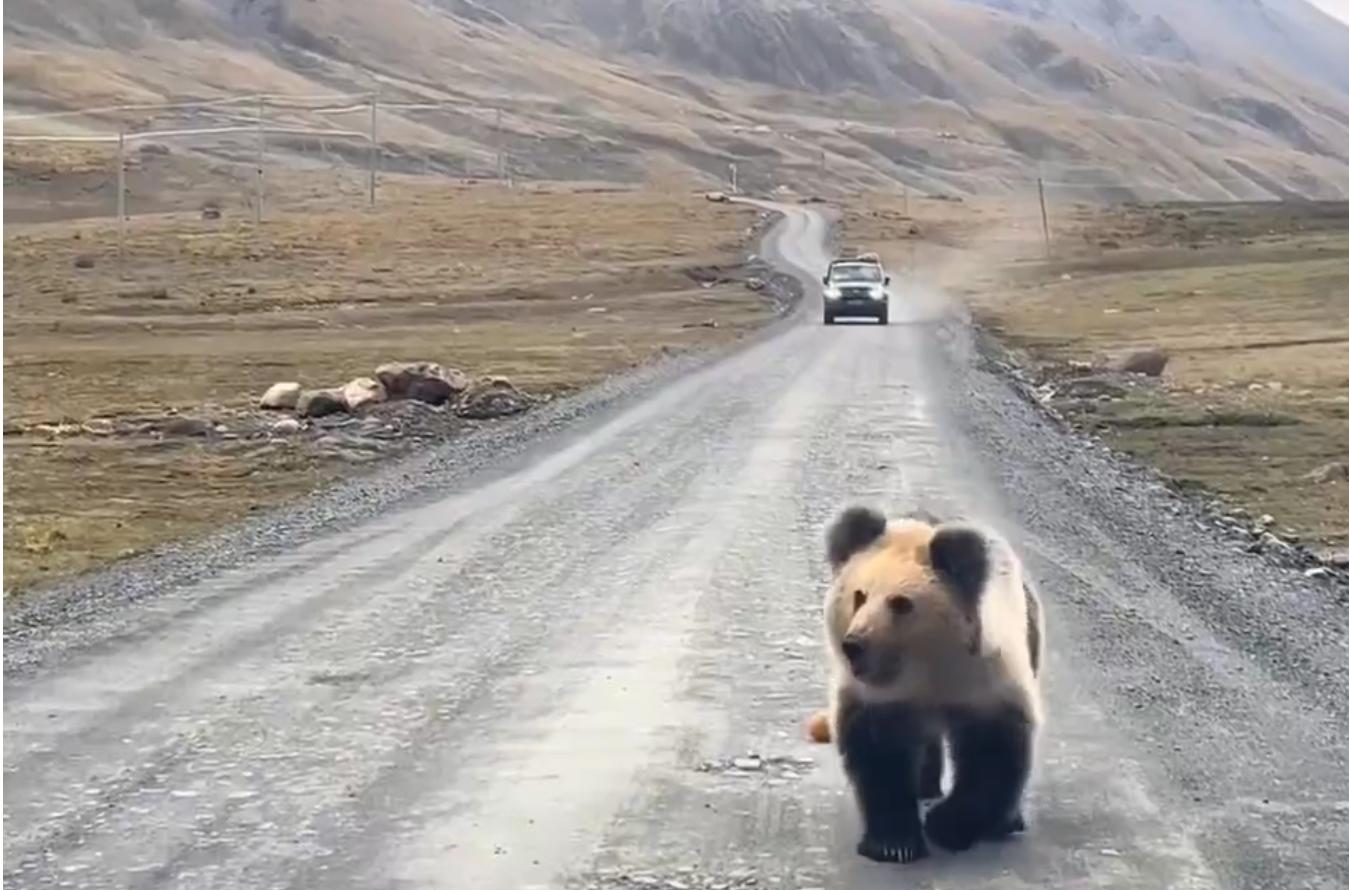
[924,707,1033,853]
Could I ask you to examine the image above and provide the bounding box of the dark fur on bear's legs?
[919,738,944,800]
[836,693,930,864]
[924,706,1034,853]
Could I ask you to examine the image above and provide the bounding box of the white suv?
[822,255,889,325]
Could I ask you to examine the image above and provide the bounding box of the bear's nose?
[841,636,866,668]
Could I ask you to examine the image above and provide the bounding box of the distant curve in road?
[6,204,1348,890]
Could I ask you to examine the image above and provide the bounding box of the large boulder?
[342,377,386,411]
[296,389,349,418]
[455,377,532,419]
[1118,348,1170,377]
[375,361,469,406]
[259,381,302,410]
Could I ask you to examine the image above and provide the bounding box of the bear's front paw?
[857,827,928,864]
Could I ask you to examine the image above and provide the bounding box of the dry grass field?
[845,195,1349,552]
[3,180,775,590]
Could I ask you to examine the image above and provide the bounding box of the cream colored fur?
[823,518,1043,733]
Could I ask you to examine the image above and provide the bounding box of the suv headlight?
[870,287,886,300]
[824,287,841,300]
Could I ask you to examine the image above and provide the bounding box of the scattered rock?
[160,417,215,437]
[1317,548,1349,569]
[1305,567,1331,579]
[138,142,171,156]
[73,254,97,270]
[259,382,302,410]
[342,377,387,411]
[1057,375,1130,399]
[1247,532,1293,555]
[455,377,532,419]
[704,191,729,203]
[375,361,469,406]
[696,752,815,779]
[296,389,349,418]
[684,265,736,286]
[1099,239,1122,249]
[1119,348,1169,377]
[82,419,116,436]
[745,277,765,291]
[1305,462,1348,484]
[270,418,302,435]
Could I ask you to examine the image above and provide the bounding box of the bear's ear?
[826,506,888,572]
[927,524,990,610]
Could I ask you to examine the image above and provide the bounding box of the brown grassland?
[3,175,772,591]
[846,195,1349,552]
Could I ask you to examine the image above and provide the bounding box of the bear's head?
[824,506,990,688]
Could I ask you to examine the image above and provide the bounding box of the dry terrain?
[6,0,1349,206]
[3,181,778,591]
[844,194,1349,553]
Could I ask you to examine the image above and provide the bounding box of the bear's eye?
[889,595,915,616]
[853,589,868,610]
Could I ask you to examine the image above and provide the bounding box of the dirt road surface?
[5,205,1348,890]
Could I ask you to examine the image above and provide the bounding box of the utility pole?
[1037,176,1051,258]
[116,130,126,270]
[368,93,378,206]
[255,95,266,224]
[495,107,504,182]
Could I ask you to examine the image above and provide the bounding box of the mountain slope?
[958,0,1349,92]
[5,0,1349,201]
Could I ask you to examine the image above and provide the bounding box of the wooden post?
[729,162,738,194]
[903,182,909,216]
[1037,176,1051,258]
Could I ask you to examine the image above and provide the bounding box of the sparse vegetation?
[3,181,778,591]
[846,197,1349,551]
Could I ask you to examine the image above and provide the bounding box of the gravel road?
[6,204,1348,890]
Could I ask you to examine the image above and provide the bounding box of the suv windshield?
[830,264,881,283]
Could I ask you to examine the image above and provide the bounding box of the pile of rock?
[259,361,532,421]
